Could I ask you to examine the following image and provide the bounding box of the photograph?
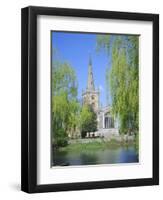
[51,31,139,167]
[21,6,159,193]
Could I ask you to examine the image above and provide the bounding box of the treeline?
[96,35,139,136]
[52,61,97,148]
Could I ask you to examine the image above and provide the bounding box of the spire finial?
[89,53,92,66]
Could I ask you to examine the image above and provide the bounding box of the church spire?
[87,55,95,91]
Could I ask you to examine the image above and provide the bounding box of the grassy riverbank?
[57,139,137,153]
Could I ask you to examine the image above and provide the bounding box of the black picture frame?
[21,6,159,193]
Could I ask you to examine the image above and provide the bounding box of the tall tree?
[96,35,139,135]
[52,62,79,147]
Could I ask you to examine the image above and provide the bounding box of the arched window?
[105,117,109,128]
[109,117,114,128]
[104,115,114,128]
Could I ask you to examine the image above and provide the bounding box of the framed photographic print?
[21,6,159,193]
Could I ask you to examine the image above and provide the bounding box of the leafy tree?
[67,100,81,138]
[80,105,97,138]
[96,35,139,135]
[52,62,79,147]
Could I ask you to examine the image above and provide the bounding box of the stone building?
[82,56,119,138]
[82,56,99,112]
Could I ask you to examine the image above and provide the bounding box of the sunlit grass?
[58,139,136,153]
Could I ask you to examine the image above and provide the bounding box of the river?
[52,145,138,166]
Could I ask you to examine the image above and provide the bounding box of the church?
[82,56,119,138]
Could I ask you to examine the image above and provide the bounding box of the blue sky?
[51,31,112,106]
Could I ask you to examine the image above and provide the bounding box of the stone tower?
[82,56,99,112]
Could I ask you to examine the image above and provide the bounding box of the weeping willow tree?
[96,35,139,135]
[52,61,80,147]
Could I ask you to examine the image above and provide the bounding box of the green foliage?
[96,35,111,52]
[80,105,97,138]
[52,62,77,99]
[52,60,98,144]
[96,35,139,135]
[52,62,79,147]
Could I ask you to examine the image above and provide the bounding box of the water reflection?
[53,146,138,166]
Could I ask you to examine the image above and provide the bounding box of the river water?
[53,145,138,166]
